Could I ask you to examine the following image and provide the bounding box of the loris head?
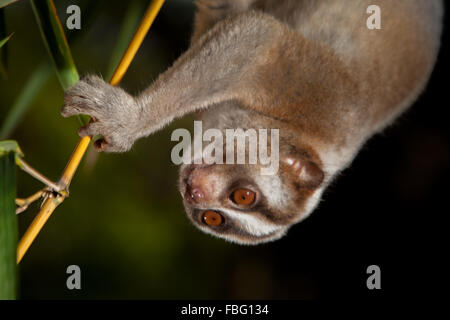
[179,151,325,244]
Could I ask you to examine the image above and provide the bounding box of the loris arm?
[61,11,342,152]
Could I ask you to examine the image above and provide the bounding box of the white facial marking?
[219,207,282,236]
[253,174,290,209]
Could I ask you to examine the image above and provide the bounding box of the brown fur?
[62,0,443,244]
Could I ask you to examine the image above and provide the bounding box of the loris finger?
[61,94,105,119]
[81,74,108,88]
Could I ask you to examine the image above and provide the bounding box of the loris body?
[62,0,443,244]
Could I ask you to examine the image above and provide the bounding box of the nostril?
[185,186,205,204]
[191,188,204,201]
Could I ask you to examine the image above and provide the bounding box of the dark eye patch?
[193,210,232,232]
[191,209,283,244]
[230,188,256,206]
[224,179,264,207]
[202,210,224,226]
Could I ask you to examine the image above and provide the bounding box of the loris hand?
[61,75,141,152]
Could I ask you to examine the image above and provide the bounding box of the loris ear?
[282,156,324,188]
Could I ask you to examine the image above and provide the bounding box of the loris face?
[179,152,325,244]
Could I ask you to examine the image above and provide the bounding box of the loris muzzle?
[61,0,443,244]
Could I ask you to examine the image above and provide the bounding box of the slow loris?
[61,0,443,244]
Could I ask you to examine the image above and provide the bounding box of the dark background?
[0,0,448,299]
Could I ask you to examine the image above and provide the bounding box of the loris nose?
[191,188,205,201]
[187,187,205,203]
[184,164,215,204]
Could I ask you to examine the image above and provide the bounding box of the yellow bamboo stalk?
[17,0,166,263]
[16,196,64,262]
[58,136,91,187]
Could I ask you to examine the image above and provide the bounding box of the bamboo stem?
[16,196,63,263]
[17,0,165,263]
[58,136,91,188]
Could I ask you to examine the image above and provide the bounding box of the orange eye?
[231,188,256,206]
[202,211,224,227]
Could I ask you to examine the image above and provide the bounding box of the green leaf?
[106,0,144,80]
[30,0,78,90]
[30,0,88,125]
[0,32,12,48]
[0,9,8,78]
[0,150,18,300]
[0,0,100,137]
[0,0,18,9]
[0,32,12,78]
[0,140,24,157]
[0,64,52,139]
[0,140,22,154]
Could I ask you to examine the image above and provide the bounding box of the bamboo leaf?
[30,0,78,90]
[0,0,18,9]
[30,0,88,125]
[0,8,8,76]
[0,148,18,300]
[0,64,52,139]
[0,1,100,138]
[0,140,23,156]
[0,29,10,78]
[0,32,12,48]
[0,140,24,169]
[106,0,144,80]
